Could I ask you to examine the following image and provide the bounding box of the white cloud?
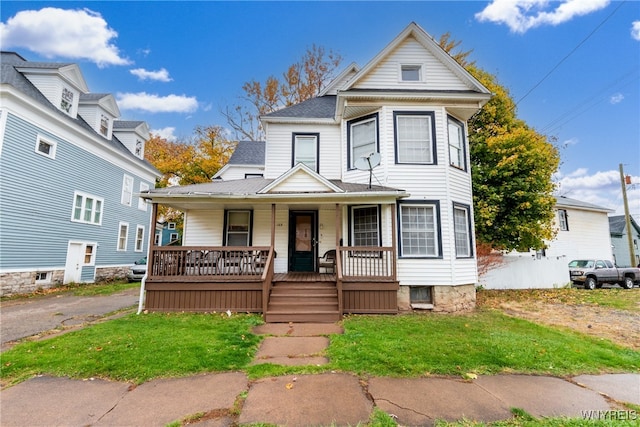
[0,7,129,67]
[475,0,610,34]
[556,168,640,216]
[116,92,198,113]
[130,68,172,82]
[151,127,177,142]
[632,21,640,41]
[610,93,624,104]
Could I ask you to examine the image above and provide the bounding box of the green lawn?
[2,309,638,386]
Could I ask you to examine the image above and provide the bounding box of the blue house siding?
[0,113,154,273]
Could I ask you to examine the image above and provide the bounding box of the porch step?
[266,281,339,323]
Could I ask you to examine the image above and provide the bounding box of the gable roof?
[555,196,613,213]
[609,215,640,236]
[343,22,489,95]
[258,163,344,194]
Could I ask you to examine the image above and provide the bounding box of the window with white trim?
[168,222,176,230]
[448,116,466,170]
[72,192,103,225]
[35,135,56,159]
[138,182,149,210]
[84,244,96,265]
[399,202,440,257]
[135,225,145,252]
[99,114,109,137]
[35,271,51,283]
[293,133,319,171]
[401,64,422,82]
[135,140,143,158]
[558,209,569,231]
[225,210,252,246]
[351,206,380,247]
[348,114,378,169]
[453,203,472,258]
[154,233,160,245]
[394,112,435,164]
[121,175,133,206]
[169,233,179,243]
[117,222,129,251]
[60,87,74,114]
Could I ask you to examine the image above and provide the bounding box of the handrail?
[338,246,394,278]
[261,248,275,315]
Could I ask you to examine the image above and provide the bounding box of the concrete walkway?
[1,323,639,426]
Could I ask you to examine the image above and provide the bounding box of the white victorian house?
[139,22,491,321]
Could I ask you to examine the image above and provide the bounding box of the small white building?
[479,196,614,289]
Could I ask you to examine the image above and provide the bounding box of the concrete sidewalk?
[1,323,638,426]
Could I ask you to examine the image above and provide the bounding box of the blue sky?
[2,0,639,218]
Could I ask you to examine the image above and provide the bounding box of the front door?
[289,211,317,272]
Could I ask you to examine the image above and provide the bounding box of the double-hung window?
[117,222,129,251]
[348,114,378,169]
[72,192,103,225]
[121,175,133,206]
[351,206,380,247]
[558,209,569,231]
[135,225,145,252]
[292,133,319,172]
[225,210,252,246]
[398,201,441,257]
[448,116,466,170]
[453,203,473,258]
[394,112,436,164]
[138,182,149,211]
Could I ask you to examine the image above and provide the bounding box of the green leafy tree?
[441,36,560,251]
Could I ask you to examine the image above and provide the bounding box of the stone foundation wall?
[397,284,476,313]
[1,266,129,297]
[1,270,65,297]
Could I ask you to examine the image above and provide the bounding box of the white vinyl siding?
[117,222,129,251]
[354,38,471,91]
[72,191,103,225]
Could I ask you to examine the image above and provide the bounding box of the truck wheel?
[623,276,634,289]
[584,277,597,290]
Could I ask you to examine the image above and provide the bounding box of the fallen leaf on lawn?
[464,373,478,380]
[285,383,294,390]
[95,347,103,351]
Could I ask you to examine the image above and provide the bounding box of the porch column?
[335,203,341,248]
[270,203,276,247]
[391,203,397,281]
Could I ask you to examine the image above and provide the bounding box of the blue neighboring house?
[0,52,160,295]
[154,221,182,246]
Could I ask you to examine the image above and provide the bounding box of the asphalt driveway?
[1,287,140,351]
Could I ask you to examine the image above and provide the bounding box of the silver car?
[126,257,147,282]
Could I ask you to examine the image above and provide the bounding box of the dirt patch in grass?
[478,288,640,350]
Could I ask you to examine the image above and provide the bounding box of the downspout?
[137,201,158,314]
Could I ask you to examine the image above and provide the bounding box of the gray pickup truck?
[568,259,640,290]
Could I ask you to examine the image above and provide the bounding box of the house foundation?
[397,284,476,313]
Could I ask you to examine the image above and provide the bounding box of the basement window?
[410,286,433,309]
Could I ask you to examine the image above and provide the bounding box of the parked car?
[126,257,147,282]
[568,259,640,290]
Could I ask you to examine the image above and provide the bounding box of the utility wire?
[515,0,626,107]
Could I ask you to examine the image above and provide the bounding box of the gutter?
[136,274,147,314]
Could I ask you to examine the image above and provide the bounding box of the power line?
[515,0,626,107]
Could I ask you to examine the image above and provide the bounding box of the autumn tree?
[223,44,342,140]
[145,125,236,224]
[440,34,560,252]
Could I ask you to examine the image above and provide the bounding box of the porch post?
[391,203,397,281]
[270,203,276,248]
[335,203,343,317]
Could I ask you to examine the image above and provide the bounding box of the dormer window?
[61,87,74,113]
[401,65,422,82]
[100,114,109,137]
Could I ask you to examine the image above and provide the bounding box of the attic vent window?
[61,88,74,113]
[135,140,143,157]
[401,65,421,82]
[100,115,109,137]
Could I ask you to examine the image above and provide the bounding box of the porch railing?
[149,246,271,278]
[337,246,396,280]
